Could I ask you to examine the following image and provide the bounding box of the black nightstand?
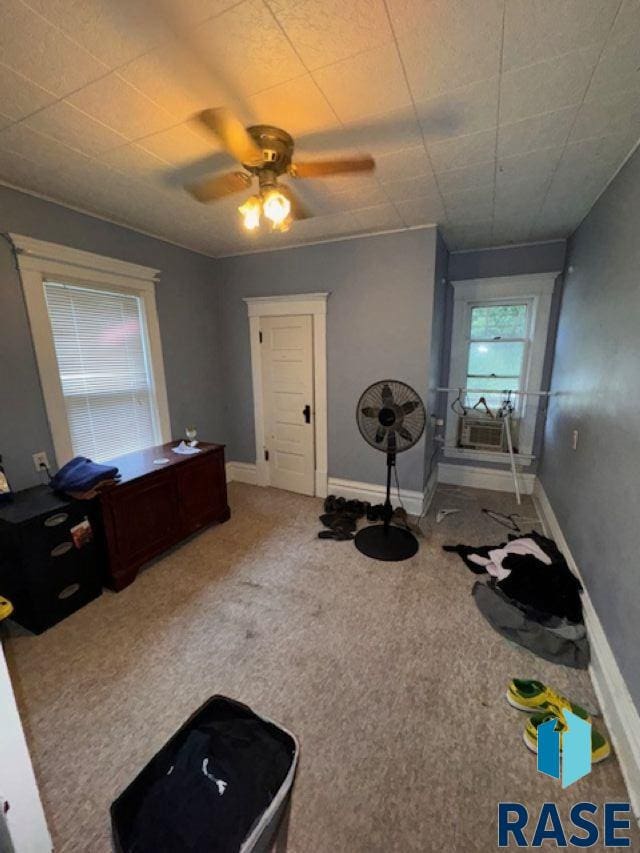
[0,486,104,633]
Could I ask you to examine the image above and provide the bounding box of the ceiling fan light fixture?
[262,187,291,227]
[274,213,293,233]
[238,195,261,231]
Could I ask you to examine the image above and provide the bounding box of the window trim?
[11,234,170,467]
[445,273,557,464]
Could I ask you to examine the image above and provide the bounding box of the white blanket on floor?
[468,537,552,581]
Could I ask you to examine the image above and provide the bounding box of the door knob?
[303,404,311,423]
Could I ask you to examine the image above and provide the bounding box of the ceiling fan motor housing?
[244,125,294,175]
[188,108,375,208]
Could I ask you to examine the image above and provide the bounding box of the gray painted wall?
[425,230,449,483]
[448,240,566,281]
[440,240,566,472]
[0,185,223,491]
[218,228,438,493]
[539,147,640,711]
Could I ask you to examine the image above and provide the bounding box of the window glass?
[470,304,527,339]
[466,304,528,410]
[466,377,521,410]
[468,341,525,377]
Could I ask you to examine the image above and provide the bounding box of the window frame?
[11,234,170,467]
[445,273,557,464]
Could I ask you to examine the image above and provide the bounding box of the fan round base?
[354,524,419,562]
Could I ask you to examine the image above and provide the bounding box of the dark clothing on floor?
[445,530,588,667]
[444,530,583,623]
[473,581,590,669]
[442,544,493,574]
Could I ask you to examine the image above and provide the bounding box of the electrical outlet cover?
[32,451,50,472]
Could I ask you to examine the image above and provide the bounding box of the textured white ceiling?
[0,0,638,255]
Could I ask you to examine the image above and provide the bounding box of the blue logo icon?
[537,710,592,788]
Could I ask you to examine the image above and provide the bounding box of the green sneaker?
[507,678,591,722]
[523,710,610,764]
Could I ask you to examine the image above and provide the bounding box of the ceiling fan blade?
[196,108,263,167]
[280,185,313,220]
[290,156,375,179]
[361,406,380,419]
[397,426,413,443]
[375,426,386,444]
[187,171,251,203]
[381,384,394,408]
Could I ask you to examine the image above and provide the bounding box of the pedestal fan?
[355,380,426,561]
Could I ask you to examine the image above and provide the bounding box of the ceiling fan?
[186,108,376,233]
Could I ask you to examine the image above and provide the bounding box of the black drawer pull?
[58,583,80,600]
[44,513,68,527]
[51,542,73,557]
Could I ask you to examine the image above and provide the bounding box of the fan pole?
[383,451,395,534]
[355,448,419,561]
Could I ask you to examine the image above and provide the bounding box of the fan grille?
[356,380,426,453]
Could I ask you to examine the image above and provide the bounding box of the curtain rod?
[435,387,556,397]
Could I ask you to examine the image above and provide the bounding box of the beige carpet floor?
[4,482,637,852]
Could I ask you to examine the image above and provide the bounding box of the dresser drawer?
[20,569,102,634]
[19,505,97,568]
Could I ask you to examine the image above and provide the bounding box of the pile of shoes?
[318,495,419,541]
[365,503,386,522]
[318,495,369,541]
[506,678,610,766]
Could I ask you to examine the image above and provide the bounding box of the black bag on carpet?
[111,695,299,853]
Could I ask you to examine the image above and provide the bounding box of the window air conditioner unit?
[458,415,505,451]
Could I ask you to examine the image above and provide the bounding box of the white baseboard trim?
[533,479,640,823]
[226,462,328,495]
[227,464,426,514]
[225,461,259,486]
[423,466,439,517]
[315,469,328,499]
[438,462,535,494]
[327,476,425,516]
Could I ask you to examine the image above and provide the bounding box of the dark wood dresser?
[100,442,230,591]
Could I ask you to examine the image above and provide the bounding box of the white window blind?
[44,281,159,462]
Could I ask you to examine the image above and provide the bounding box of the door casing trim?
[244,293,329,497]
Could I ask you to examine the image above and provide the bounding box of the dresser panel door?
[105,471,179,571]
[175,451,228,535]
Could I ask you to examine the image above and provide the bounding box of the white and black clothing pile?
[444,532,589,669]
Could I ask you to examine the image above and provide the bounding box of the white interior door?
[0,647,51,852]
[260,315,315,495]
